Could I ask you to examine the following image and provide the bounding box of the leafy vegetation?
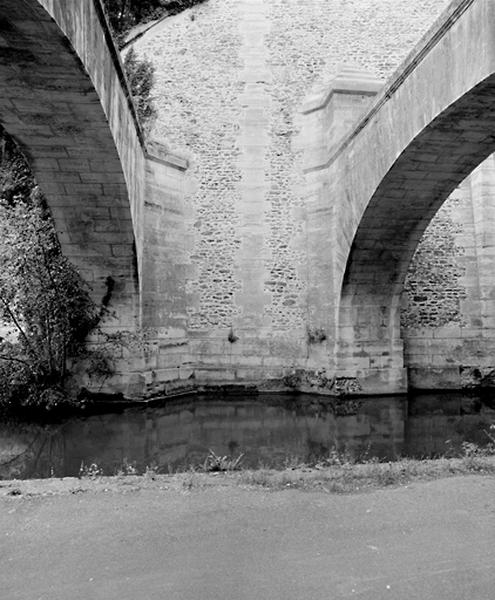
[12,445,495,495]
[103,0,164,43]
[0,0,165,413]
[202,450,244,472]
[102,0,208,46]
[0,0,201,415]
[103,1,210,136]
[123,47,157,134]
[0,133,105,413]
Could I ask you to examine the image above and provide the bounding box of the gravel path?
[2,475,495,599]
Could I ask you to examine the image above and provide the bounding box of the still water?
[1,392,494,479]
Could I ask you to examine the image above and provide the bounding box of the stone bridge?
[1,0,494,399]
[0,0,192,396]
[302,0,495,394]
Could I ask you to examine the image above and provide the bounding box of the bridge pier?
[301,66,407,394]
[336,287,408,395]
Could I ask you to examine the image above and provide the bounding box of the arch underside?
[344,74,495,303]
[335,71,495,391]
[0,0,138,325]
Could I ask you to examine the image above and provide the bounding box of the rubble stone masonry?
[133,0,495,390]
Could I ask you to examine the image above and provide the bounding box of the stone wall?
[401,197,467,331]
[133,1,244,332]
[133,0,456,389]
[402,157,495,390]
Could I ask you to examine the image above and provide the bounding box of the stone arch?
[336,0,495,393]
[0,0,145,327]
[303,0,495,393]
[339,74,495,392]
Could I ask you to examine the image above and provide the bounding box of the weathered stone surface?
[0,0,139,328]
[302,0,495,393]
[5,0,495,398]
[132,0,454,394]
[0,0,192,397]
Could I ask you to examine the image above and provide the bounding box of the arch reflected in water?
[1,393,494,480]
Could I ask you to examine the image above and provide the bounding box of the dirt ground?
[1,473,495,600]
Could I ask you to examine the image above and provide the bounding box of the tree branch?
[0,294,37,359]
[0,354,32,368]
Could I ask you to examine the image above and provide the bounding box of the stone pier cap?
[301,65,383,116]
[307,0,485,173]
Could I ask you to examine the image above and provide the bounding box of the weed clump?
[201,450,244,472]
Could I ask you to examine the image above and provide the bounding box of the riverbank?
[2,453,495,497]
[3,390,494,480]
[2,468,495,600]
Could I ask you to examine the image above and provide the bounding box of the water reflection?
[1,392,494,479]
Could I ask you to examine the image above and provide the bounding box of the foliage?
[78,462,104,479]
[103,1,208,134]
[227,326,238,344]
[115,458,138,476]
[102,0,208,45]
[306,325,327,344]
[103,0,163,42]
[0,136,32,204]
[486,423,495,445]
[0,134,103,411]
[123,47,157,133]
[201,449,244,472]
